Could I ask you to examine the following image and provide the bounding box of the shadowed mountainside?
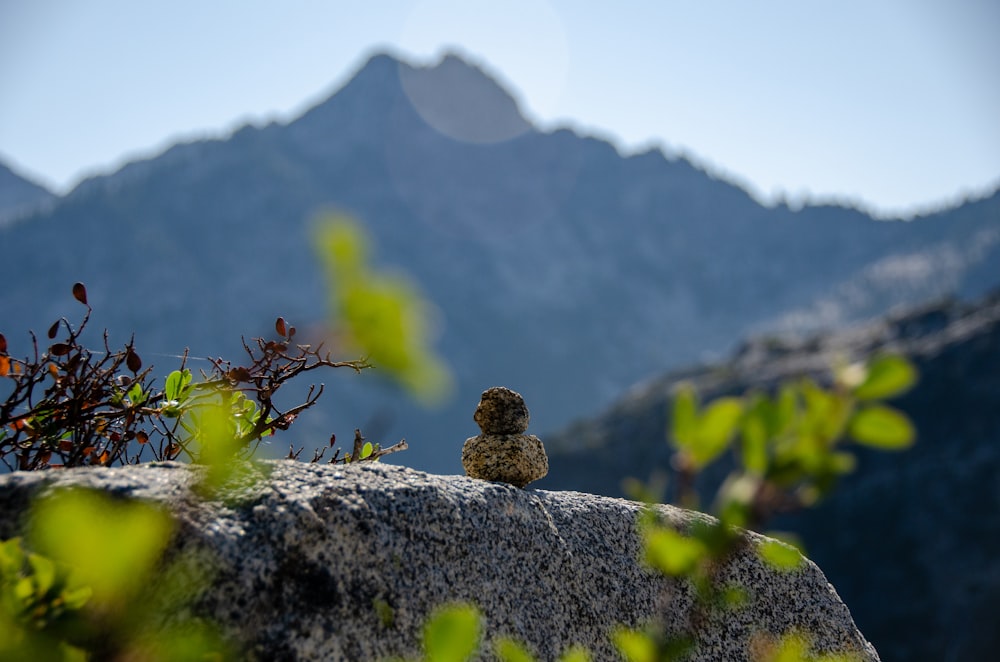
[540,291,1000,662]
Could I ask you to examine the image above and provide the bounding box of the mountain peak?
[397,51,532,143]
[0,160,55,225]
[293,51,532,145]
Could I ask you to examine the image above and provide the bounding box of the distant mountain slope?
[0,161,55,225]
[0,51,997,474]
[539,292,1000,662]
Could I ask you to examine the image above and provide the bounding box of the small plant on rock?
[0,282,393,470]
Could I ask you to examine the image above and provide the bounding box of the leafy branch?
[0,283,381,470]
[618,353,918,661]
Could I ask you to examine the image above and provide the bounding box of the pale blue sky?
[1,0,997,217]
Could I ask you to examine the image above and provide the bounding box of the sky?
[0,0,998,217]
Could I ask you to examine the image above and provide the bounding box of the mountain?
[0,161,55,225]
[538,292,1000,662]
[0,51,998,474]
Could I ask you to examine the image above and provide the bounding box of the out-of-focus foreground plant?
[615,353,918,661]
[314,214,453,406]
[1,488,229,660]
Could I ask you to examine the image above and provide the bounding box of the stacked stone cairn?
[461,386,548,488]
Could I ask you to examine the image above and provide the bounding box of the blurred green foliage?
[616,352,917,661]
[1,488,230,661]
[749,631,865,662]
[314,214,453,406]
[422,603,481,662]
[389,602,591,662]
[0,537,90,660]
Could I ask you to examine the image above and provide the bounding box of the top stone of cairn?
[473,386,530,435]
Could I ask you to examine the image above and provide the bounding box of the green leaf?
[0,537,26,575]
[848,405,915,449]
[800,380,851,441]
[494,637,535,662]
[14,576,34,603]
[127,381,146,406]
[644,526,707,577]
[741,406,769,475]
[360,441,373,459]
[775,383,799,434]
[314,215,453,406]
[165,369,192,401]
[759,539,804,572]
[557,645,591,662]
[612,627,656,662]
[827,451,857,475]
[853,354,917,401]
[30,488,174,606]
[720,584,749,610]
[766,633,811,662]
[26,552,56,595]
[60,584,93,610]
[690,397,743,468]
[423,603,481,662]
[671,385,698,449]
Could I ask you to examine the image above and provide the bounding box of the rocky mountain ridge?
[0,51,997,475]
[0,161,55,225]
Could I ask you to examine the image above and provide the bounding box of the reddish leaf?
[0,332,6,353]
[82,446,95,456]
[275,317,287,337]
[109,432,121,442]
[49,343,71,356]
[0,356,9,377]
[59,440,74,452]
[72,282,88,306]
[228,367,252,383]
[47,320,60,340]
[126,350,142,373]
[48,363,59,379]
[37,451,51,465]
[97,451,110,465]
[136,431,149,444]
[288,326,297,338]
[329,433,336,447]
[166,443,180,459]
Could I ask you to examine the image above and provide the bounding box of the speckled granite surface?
[0,461,879,661]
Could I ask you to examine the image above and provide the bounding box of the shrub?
[0,282,401,470]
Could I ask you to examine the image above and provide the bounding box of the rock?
[461,433,548,489]
[463,387,547,487]
[0,462,880,661]
[473,386,530,435]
